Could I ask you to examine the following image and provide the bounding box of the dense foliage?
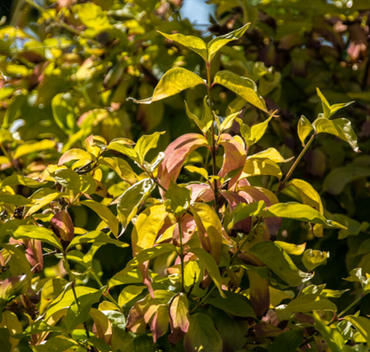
[0,1,369,351]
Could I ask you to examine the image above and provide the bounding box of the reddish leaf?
[168,293,189,345]
[50,210,74,244]
[218,134,246,188]
[150,304,169,343]
[158,133,208,194]
[247,269,270,316]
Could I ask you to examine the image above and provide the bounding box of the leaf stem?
[337,293,364,319]
[178,216,185,292]
[277,133,316,194]
[206,61,219,214]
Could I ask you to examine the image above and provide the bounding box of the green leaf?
[214,70,267,112]
[13,225,63,251]
[333,214,369,239]
[323,165,370,195]
[100,157,136,184]
[276,295,337,321]
[314,310,344,352]
[118,286,146,306]
[302,249,329,271]
[117,178,155,233]
[80,200,119,237]
[13,139,56,159]
[51,168,81,193]
[297,115,313,147]
[184,97,213,134]
[45,285,98,319]
[242,158,282,179]
[207,23,250,62]
[52,93,77,135]
[106,141,139,162]
[32,336,78,352]
[1,174,46,188]
[40,278,68,314]
[206,291,255,318]
[248,241,313,287]
[344,316,370,346]
[134,131,165,165]
[184,313,223,352]
[188,247,225,298]
[313,117,360,153]
[0,194,35,205]
[227,201,266,231]
[67,231,128,251]
[164,181,191,215]
[269,330,303,352]
[264,202,346,228]
[130,68,205,104]
[219,110,242,133]
[109,244,177,287]
[65,287,104,331]
[316,88,354,119]
[157,31,207,62]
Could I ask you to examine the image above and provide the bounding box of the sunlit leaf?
[248,241,313,286]
[158,31,207,61]
[314,310,344,352]
[297,115,313,147]
[14,139,56,159]
[80,200,119,237]
[214,70,267,111]
[302,249,329,271]
[134,131,165,165]
[130,68,205,104]
[313,117,360,153]
[117,178,155,233]
[208,23,250,62]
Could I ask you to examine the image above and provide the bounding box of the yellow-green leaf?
[14,139,56,159]
[214,70,267,112]
[302,249,329,271]
[130,68,205,104]
[207,23,250,62]
[314,310,344,352]
[249,148,293,163]
[117,178,155,233]
[184,98,213,134]
[344,316,370,347]
[185,165,208,180]
[242,158,282,179]
[276,295,337,321]
[219,110,242,133]
[275,241,306,255]
[189,247,225,298]
[316,88,354,119]
[80,200,119,237]
[248,241,313,287]
[297,115,313,146]
[134,131,165,165]
[313,117,360,153]
[264,202,346,229]
[131,204,168,254]
[67,231,128,251]
[13,225,63,251]
[158,31,207,62]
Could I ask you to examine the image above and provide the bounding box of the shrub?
[1,12,369,351]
